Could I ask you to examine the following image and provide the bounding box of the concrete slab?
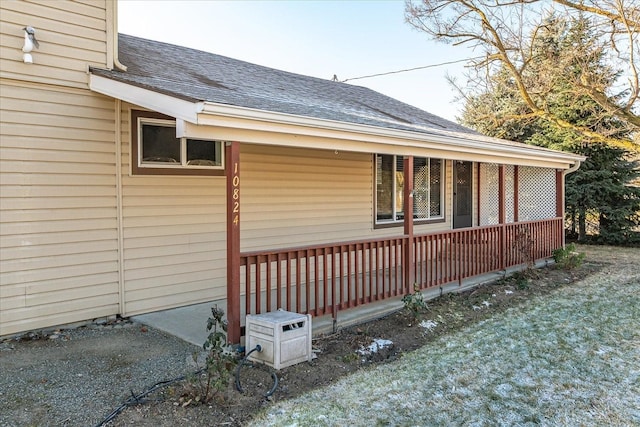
[133,302,215,347]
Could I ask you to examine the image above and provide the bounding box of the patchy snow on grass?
[253,258,640,427]
[356,339,393,356]
[419,319,438,332]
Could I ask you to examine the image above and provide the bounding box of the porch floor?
[132,260,550,347]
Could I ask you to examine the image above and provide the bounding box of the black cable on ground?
[235,344,278,398]
[94,369,203,427]
[96,345,279,426]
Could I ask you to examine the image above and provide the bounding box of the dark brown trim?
[556,169,563,218]
[476,163,481,226]
[373,217,446,230]
[130,109,224,177]
[226,141,241,344]
[371,154,446,230]
[513,165,519,222]
[498,164,506,224]
[403,156,414,292]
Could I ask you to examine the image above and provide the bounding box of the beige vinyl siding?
[0,81,119,336]
[241,144,373,249]
[119,106,227,316]
[0,0,107,89]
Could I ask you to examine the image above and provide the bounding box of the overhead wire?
[339,56,485,83]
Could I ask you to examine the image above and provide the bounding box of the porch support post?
[498,164,506,270]
[403,156,414,292]
[513,166,519,222]
[556,169,564,246]
[498,165,506,225]
[226,141,241,344]
[476,163,481,226]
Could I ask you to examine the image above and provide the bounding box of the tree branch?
[552,0,640,29]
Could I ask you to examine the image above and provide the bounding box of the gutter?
[564,160,582,175]
[88,75,586,169]
[196,101,586,167]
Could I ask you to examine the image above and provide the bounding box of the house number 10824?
[232,162,239,226]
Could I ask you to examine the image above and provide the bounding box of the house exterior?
[0,0,584,341]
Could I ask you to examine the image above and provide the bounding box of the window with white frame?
[131,110,224,176]
[375,154,444,224]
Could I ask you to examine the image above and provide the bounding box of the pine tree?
[460,15,640,244]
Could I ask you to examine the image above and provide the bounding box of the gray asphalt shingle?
[91,34,478,136]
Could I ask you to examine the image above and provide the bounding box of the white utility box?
[245,310,312,370]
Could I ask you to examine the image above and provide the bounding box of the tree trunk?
[578,209,587,241]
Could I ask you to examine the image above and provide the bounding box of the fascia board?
[88,74,202,123]
[86,78,584,168]
[195,103,586,167]
[181,119,580,169]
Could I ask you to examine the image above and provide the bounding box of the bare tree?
[405,0,639,145]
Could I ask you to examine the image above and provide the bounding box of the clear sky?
[118,0,472,122]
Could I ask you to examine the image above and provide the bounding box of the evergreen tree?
[565,143,640,244]
[460,15,640,244]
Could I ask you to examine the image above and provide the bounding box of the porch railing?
[239,218,563,327]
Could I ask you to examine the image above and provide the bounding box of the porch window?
[131,110,224,176]
[375,154,444,224]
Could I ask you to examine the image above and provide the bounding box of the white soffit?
[89,74,202,122]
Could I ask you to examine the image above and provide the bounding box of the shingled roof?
[91,34,477,137]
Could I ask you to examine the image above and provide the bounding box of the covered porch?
[224,140,567,343]
[232,218,562,341]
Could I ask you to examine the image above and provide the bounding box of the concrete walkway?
[133,262,547,347]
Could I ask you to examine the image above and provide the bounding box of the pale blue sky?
[118,0,473,122]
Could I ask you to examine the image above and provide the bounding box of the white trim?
[89,75,586,169]
[196,102,584,162]
[89,75,200,122]
[182,119,581,169]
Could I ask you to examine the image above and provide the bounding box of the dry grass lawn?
[253,245,640,426]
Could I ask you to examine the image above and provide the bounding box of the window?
[375,154,444,224]
[131,110,224,176]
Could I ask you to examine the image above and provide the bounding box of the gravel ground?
[0,321,200,427]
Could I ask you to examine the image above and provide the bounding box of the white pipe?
[564,160,582,175]
[109,0,127,71]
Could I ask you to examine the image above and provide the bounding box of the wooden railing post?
[403,156,414,293]
[226,141,241,344]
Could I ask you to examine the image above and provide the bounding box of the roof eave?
[196,101,586,168]
[88,74,585,169]
[89,74,204,122]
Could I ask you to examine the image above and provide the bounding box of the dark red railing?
[240,237,407,319]
[239,218,563,326]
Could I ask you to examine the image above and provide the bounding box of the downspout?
[558,160,582,247]
[107,0,127,71]
[565,160,581,175]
